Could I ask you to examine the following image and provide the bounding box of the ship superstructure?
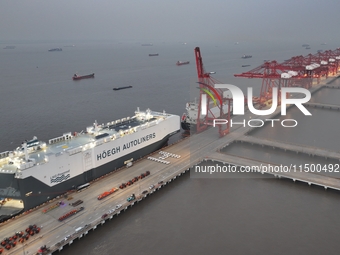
[0,108,179,217]
[181,97,231,131]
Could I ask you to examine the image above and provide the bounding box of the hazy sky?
[1,0,340,43]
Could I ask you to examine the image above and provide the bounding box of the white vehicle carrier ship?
[0,108,179,220]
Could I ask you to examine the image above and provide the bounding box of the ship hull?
[181,121,192,131]
[73,74,95,80]
[48,48,62,52]
[11,134,171,213]
[113,86,132,90]
[176,61,190,66]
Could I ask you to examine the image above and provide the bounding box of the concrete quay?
[305,102,340,111]
[234,136,340,161]
[205,152,340,191]
[325,85,340,89]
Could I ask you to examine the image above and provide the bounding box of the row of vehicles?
[97,188,118,200]
[1,224,41,251]
[101,204,122,219]
[70,199,83,207]
[158,151,181,159]
[100,180,165,223]
[42,201,64,213]
[58,207,84,221]
[119,171,151,189]
[147,156,170,164]
[126,180,165,202]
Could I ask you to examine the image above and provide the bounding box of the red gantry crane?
[234,47,340,105]
[194,47,231,137]
[234,60,309,105]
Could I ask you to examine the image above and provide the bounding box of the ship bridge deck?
[108,117,157,132]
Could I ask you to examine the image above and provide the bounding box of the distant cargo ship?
[242,65,251,67]
[241,55,252,59]
[3,46,15,49]
[149,54,159,56]
[142,43,153,46]
[113,86,132,90]
[72,73,95,80]
[48,48,62,52]
[176,61,190,66]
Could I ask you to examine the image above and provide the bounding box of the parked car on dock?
[75,227,84,233]
[127,194,136,202]
[37,245,50,255]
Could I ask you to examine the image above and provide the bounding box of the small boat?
[176,61,190,66]
[241,55,252,59]
[72,73,95,80]
[149,54,159,56]
[48,48,62,52]
[242,65,251,67]
[3,46,15,49]
[305,47,311,49]
[113,86,133,91]
[142,43,153,46]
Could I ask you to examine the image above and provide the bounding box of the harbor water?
[1,40,340,254]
